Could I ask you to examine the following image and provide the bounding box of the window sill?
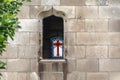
[39,59,67,63]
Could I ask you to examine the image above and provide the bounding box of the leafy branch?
[0,0,31,79]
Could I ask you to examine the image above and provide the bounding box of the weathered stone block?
[99,6,110,18]
[87,72,108,80]
[1,72,17,80]
[98,0,108,6]
[109,33,120,45]
[76,6,98,19]
[67,59,76,72]
[42,63,52,72]
[109,19,120,32]
[6,45,18,58]
[31,59,38,72]
[30,33,40,45]
[67,46,76,58]
[100,59,120,71]
[18,73,30,80]
[54,6,75,18]
[77,32,109,45]
[7,59,30,71]
[7,72,18,80]
[99,6,120,18]
[109,46,120,58]
[41,0,60,5]
[65,33,76,45]
[52,63,63,72]
[110,72,120,80]
[30,6,52,18]
[66,19,85,32]
[85,19,108,32]
[40,72,63,80]
[109,0,120,6]
[0,45,18,58]
[75,46,85,59]
[61,0,107,6]
[85,0,98,6]
[24,0,41,5]
[17,6,29,19]
[67,46,85,59]
[77,59,98,72]
[19,19,40,32]
[86,46,108,58]
[8,32,29,45]
[61,0,85,6]
[110,6,120,18]
[18,45,37,58]
[67,72,85,80]
[30,72,40,80]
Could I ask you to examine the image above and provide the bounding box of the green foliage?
[0,0,31,79]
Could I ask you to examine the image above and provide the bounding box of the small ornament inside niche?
[51,37,63,59]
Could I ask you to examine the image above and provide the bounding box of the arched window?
[42,15,64,59]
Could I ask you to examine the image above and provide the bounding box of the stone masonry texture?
[1,0,120,80]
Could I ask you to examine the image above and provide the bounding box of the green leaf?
[0,0,4,3]
[0,35,5,42]
[0,61,6,69]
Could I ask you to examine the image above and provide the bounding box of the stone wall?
[1,0,120,80]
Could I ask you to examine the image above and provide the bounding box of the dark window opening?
[42,15,64,59]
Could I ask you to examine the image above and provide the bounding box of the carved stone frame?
[38,7,67,60]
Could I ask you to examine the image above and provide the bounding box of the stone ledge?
[39,59,67,63]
